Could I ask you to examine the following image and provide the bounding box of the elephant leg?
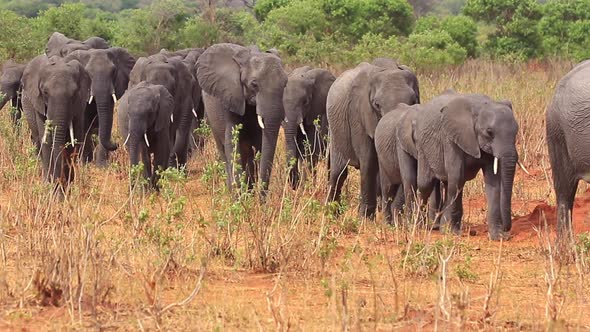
[428,180,443,224]
[142,146,152,184]
[359,149,378,220]
[379,169,396,224]
[95,144,109,168]
[328,148,349,204]
[152,134,171,189]
[392,186,405,220]
[548,131,578,243]
[35,115,51,180]
[483,166,503,240]
[22,99,40,154]
[82,115,97,163]
[443,180,465,234]
[239,140,256,190]
[399,150,418,215]
[223,113,242,190]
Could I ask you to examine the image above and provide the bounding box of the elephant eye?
[250,80,258,90]
[486,128,494,138]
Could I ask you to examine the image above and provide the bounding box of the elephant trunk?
[0,84,16,110]
[499,150,517,232]
[284,121,300,189]
[257,87,285,193]
[170,103,192,168]
[47,111,69,183]
[94,81,118,152]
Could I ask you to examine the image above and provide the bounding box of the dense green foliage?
[0,0,588,69]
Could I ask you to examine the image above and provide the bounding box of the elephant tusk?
[123,133,130,146]
[9,99,13,108]
[42,126,49,144]
[69,122,75,146]
[493,157,498,175]
[88,95,93,104]
[192,108,198,118]
[518,161,531,175]
[257,115,265,129]
[299,123,307,136]
[144,133,150,147]
[112,93,117,104]
[170,113,174,123]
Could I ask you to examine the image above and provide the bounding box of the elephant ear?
[441,97,481,158]
[22,55,48,115]
[196,43,248,116]
[155,84,174,133]
[398,68,420,104]
[64,50,90,66]
[109,47,136,98]
[128,57,147,89]
[397,105,418,157]
[364,65,385,139]
[71,60,91,111]
[498,99,513,110]
[306,68,335,126]
[45,32,68,57]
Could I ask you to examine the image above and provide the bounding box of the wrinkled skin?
[0,60,25,125]
[65,48,135,166]
[45,32,109,57]
[327,62,420,219]
[197,43,288,193]
[129,53,197,168]
[21,55,90,189]
[283,66,335,189]
[415,92,518,240]
[118,82,173,188]
[546,60,590,242]
[159,48,207,155]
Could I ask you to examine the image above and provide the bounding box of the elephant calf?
[283,66,335,189]
[118,82,173,188]
[413,91,520,240]
[327,62,420,219]
[546,60,590,240]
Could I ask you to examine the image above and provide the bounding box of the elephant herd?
[1,32,589,241]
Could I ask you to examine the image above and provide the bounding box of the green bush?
[402,30,467,69]
[344,33,402,66]
[180,16,220,48]
[414,14,478,57]
[0,9,40,61]
[253,0,292,21]
[539,0,590,61]
[36,2,88,41]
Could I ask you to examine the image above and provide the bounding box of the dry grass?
[1,59,590,330]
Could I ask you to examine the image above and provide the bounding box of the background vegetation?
[0,0,589,69]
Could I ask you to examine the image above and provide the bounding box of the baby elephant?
[118,82,173,187]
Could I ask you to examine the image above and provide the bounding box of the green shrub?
[181,16,220,48]
[253,0,292,21]
[401,30,467,69]
[0,9,40,61]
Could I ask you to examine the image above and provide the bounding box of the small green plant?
[401,239,454,277]
[575,232,590,270]
[454,254,478,282]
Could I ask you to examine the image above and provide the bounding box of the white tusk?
[518,161,530,175]
[112,93,117,104]
[123,133,130,146]
[9,99,13,108]
[170,114,174,123]
[69,122,75,146]
[192,108,198,118]
[284,118,289,123]
[299,123,307,136]
[42,126,49,144]
[493,157,498,175]
[144,133,150,147]
[88,95,93,104]
[257,115,265,129]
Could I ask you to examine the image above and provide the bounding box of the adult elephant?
[118,82,173,188]
[129,53,197,167]
[45,32,109,57]
[64,47,135,165]
[546,60,590,241]
[327,62,420,219]
[414,92,521,240]
[0,60,26,124]
[283,66,335,189]
[196,43,288,192]
[21,55,90,186]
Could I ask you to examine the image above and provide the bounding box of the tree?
[0,9,40,61]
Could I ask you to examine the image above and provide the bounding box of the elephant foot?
[488,229,512,241]
[358,204,376,221]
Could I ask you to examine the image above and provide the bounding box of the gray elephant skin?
[129,53,198,168]
[45,32,109,57]
[546,60,590,240]
[374,103,422,224]
[21,55,90,186]
[118,82,173,187]
[197,43,288,192]
[283,66,335,189]
[327,62,420,219]
[413,91,518,240]
[64,47,135,165]
[0,60,26,124]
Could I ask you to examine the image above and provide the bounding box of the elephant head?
[197,43,288,189]
[119,82,173,168]
[283,66,335,188]
[45,32,109,57]
[0,60,25,111]
[441,95,518,231]
[363,64,420,138]
[23,55,90,182]
[65,48,135,152]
